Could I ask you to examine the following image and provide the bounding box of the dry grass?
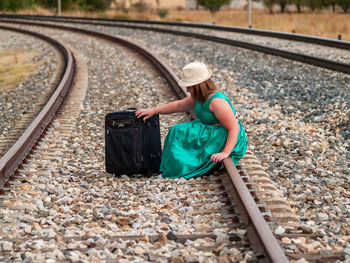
[0,49,38,91]
[165,9,350,41]
[19,7,350,41]
[124,0,186,9]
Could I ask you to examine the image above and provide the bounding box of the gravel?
[99,22,350,64]
[68,22,350,256]
[0,22,349,262]
[0,25,252,262]
[0,28,60,153]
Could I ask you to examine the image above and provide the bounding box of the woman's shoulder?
[210,92,235,109]
[211,91,229,100]
[202,91,228,105]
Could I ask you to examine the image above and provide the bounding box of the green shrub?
[0,0,9,11]
[81,0,110,11]
[38,0,78,10]
[131,0,149,12]
[157,8,168,17]
[7,0,24,11]
[305,0,322,11]
[176,5,185,11]
[0,0,36,11]
[198,0,231,12]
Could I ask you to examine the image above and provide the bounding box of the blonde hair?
[190,78,219,103]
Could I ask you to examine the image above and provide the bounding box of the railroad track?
[0,23,286,262]
[0,19,347,262]
[0,14,349,74]
[0,25,75,188]
[0,27,65,160]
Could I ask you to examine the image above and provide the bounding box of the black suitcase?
[105,108,161,176]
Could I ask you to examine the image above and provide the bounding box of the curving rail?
[1,13,349,50]
[0,20,289,262]
[0,25,75,189]
[224,161,288,263]
[0,18,184,97]
[0,15,349,75]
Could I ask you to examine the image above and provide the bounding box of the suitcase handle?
[127,107,137,111]
[109,119,135,128]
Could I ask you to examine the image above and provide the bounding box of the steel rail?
[0,18,186,98]
[0,20,289,262]
[1,13,349,50]
[0,16,349,75]
[224,160,289,263]
[0,25,75,188]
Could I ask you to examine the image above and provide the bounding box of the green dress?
[160,92,248,179]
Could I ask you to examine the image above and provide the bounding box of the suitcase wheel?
[145,171,153,178]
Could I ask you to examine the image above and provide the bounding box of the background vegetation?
[0,0,112,12]
[0,0,349,13]
[0,0,349,40]
[261,0,350,13]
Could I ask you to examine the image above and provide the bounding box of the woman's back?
[195,92,237,125]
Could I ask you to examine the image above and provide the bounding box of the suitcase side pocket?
[140,115,162,174]
[106,127,142,173]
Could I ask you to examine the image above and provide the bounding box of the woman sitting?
[136,62,248,179]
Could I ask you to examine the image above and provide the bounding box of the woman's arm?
[136,95,195,120]
[209,98,239,163]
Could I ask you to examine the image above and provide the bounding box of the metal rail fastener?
[224,159,289,263]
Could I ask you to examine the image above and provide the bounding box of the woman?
[136,62,248,179]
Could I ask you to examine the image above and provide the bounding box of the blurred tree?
[305,0,322,11]
[198,0,231,12]
[38,0,79,10]
[5,0,25,11]
[292,0,304,13]
[338,0,350,12]
[24,0,37,9]
[37,0,55,8]
[80,0,112,11]
[262,0,277,13]
[0,0,8,10]
[277,0,290,12]
[130,0,149,12]
[322,0,337,11]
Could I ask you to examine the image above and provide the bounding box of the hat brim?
[178,70,212,87]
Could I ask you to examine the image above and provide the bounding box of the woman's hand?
[210,152,230,163]
[135,108,155,121]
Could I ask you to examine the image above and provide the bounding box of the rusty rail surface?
[0,20,289,262]
[1,13,349,50]
[0,16,349,75]
[224,160,289,263]
[0,25,75,188]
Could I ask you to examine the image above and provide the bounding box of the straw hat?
[178,62,212,87]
